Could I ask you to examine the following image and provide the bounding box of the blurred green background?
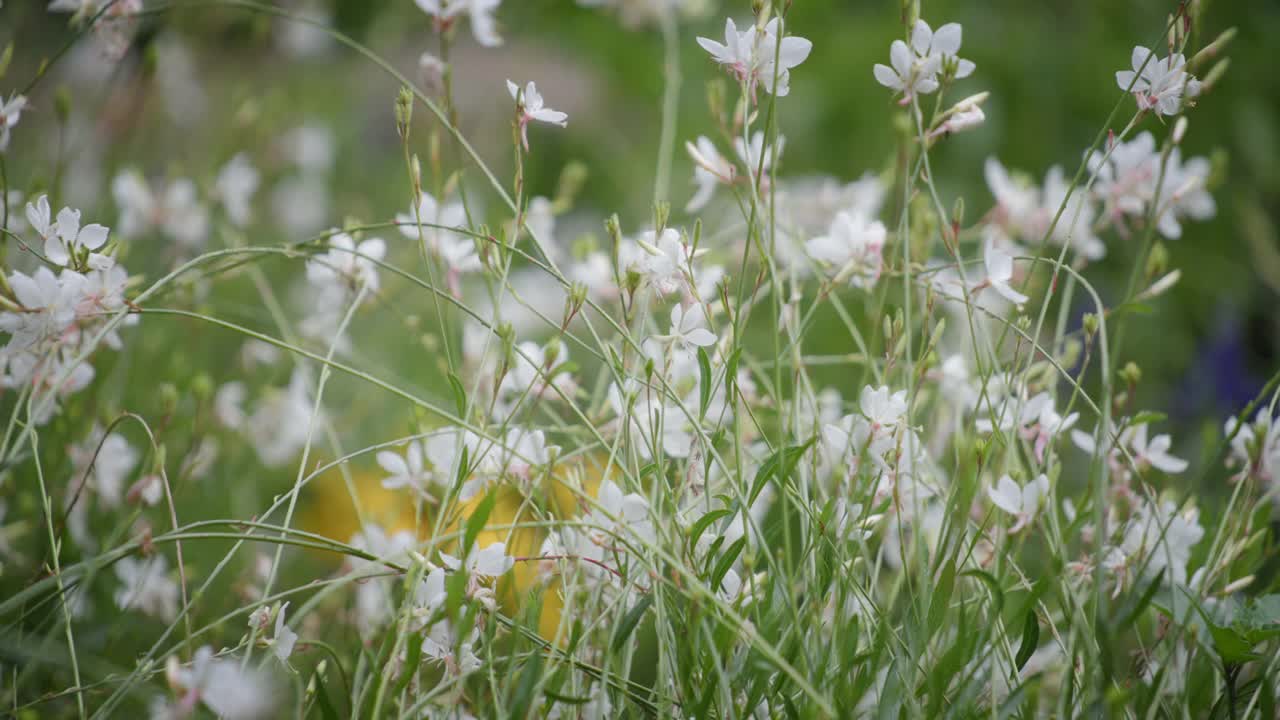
[1,0,1274,426]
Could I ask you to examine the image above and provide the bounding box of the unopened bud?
[653,201,670,235]
[159,383,180,414]
[543,337,562,367]
[1171,116,1188,145]
[951,197,965,228]
[395,86,413,139]
[55,86,72,124]
[706,78,727,121]
[1190,27,1236,70]
[0,43,12,80]
[1082,313,1099,338]
[565,282,587,322]
[1221,575,1254,595]
[192,373,213,401]
[1137,270,1181,301]
[605,214,624,248]
[410,154,422,194]
[1120,361,1142,386]
[554,161,588,213]
[1146,241,1169,279]
[418,52,446,95]
[1202,57,1230,92]
[928,319,946,351]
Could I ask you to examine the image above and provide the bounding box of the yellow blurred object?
[299,455,620,641]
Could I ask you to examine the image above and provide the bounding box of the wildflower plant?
[0,1,1276,719]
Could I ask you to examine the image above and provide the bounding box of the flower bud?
[159,383,180,414]
[418,52,446,95]
[1171,116,1188,145]
[1189,27,1236,70]
[1119,361,1142,386]
[55,86,72,125]
[395,86,413,139]
[1201,57,1230,93]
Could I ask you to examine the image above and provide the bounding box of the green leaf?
[1015,607,1040,671]
[509,648,545,719]
[464,489,498,552]
[447,372,468,418]
[389,632,423,699]
[960,569,1005,614]
[697,347,713,419]
[710,537,747,592]
[687,508,733,552]
[1118,568,1165,628]
[611,594,653,653]
[1208,624,1261,665]
[928,560,956,635]
[312,670,340,720]
[748,440,815,507]
[1129,411,1168,427]
[543,690,591,706]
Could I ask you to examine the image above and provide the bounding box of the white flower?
[24,193,53,239]
[1126,423,1189,474]
[873,39,941,98]
[114,555,180,621]
[349,524,417,634]
[909,20,975,79]
[111,171,210,249]
[860,385,907,431]
[494,341,576,418]
[1225,410,1280,489]
[1088,131,1158,219]
[1152,149,1215,240]
[805,211,885,289]
[396,191,478,287]
[1116,46,1201,117]
[377,441,431,492]
[1040,165,1106,260]
[280,124,336,174]
[214,381,247,428]
[0,94,25,152]
[984,157,1040,235]
[443,541,515,578]
[68,424,139,508]
[983,238,1028,306]
[987,473,1049,533]
[0,266,84,352]
[733,130,784,180]
[243,370,316,468]
[306,232,386,291]
[585,479,654,551]
[685,136,734,212]
[422,620,482,677]
[272,602,298,663]
[1071,419,1187,481]
[415,0,503,48]
[44,204,110,267]
[507,80,567,151]
[932,93,988,138]
[1018,392,1079,463]
[440,542,515,610]
[163,646,277,720]
[1119,500,1203,585]
[215,153,260,228]
[697,18,812,98]
[629,227,696,296]
[667,302,717,349]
